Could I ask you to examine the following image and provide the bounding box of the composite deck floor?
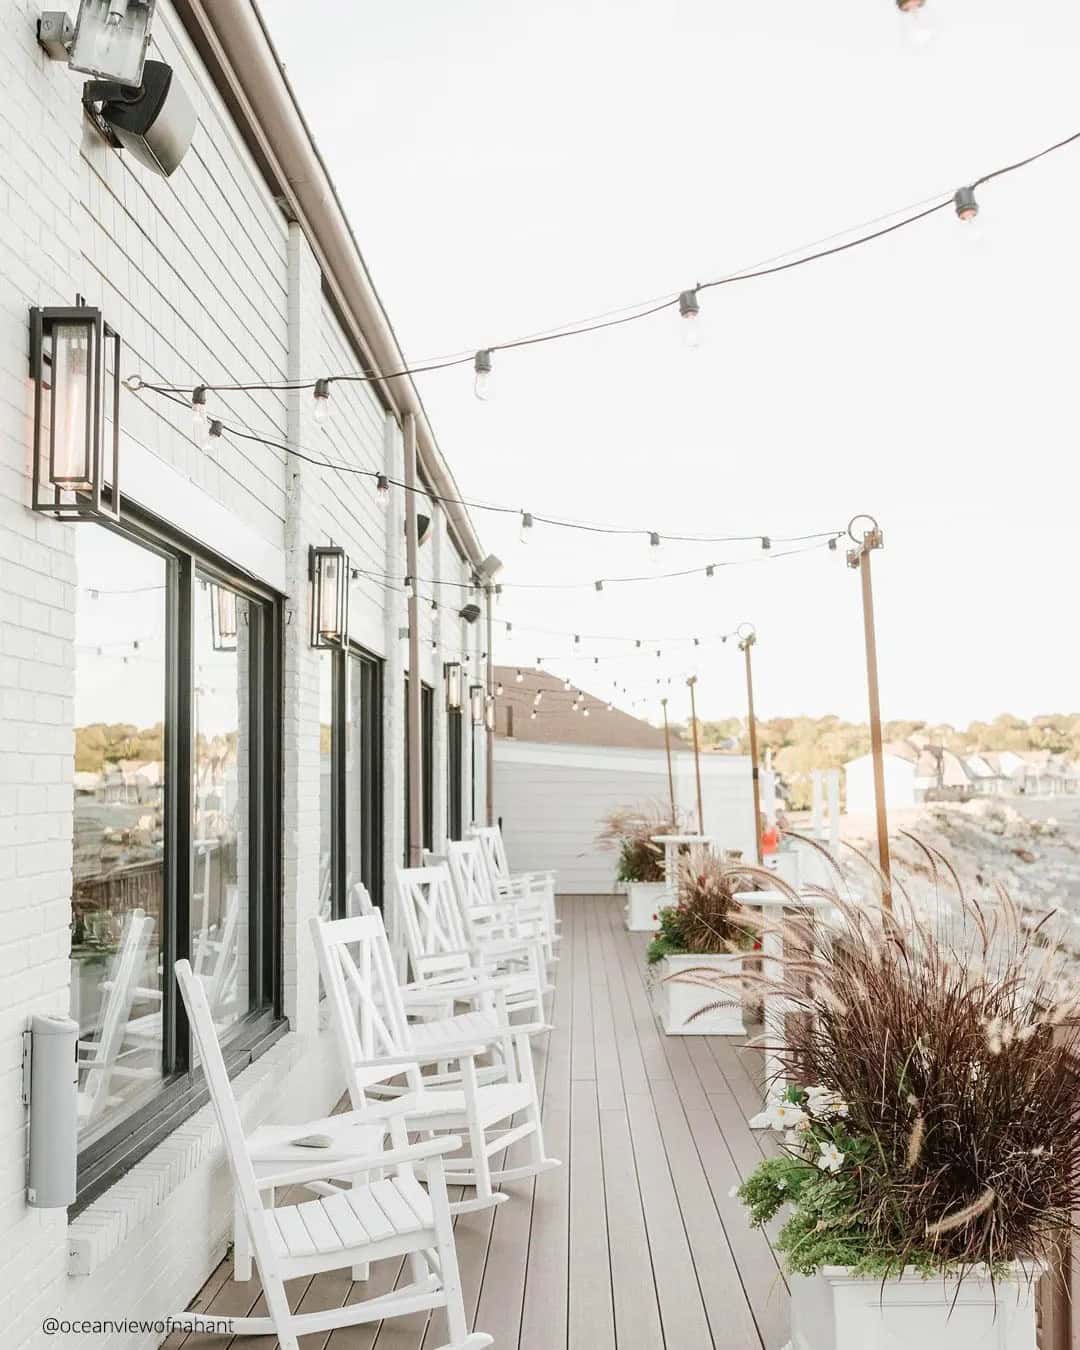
[167,895,788,1350]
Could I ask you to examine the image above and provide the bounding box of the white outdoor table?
[650,835,723,906]
[734,888,834,1122]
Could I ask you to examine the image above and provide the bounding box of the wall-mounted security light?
[475,553,503,581]
[83,60,195,178]
[69,0,156,88]
[309,545,348,649]
[209,583,238,652]
[444,662,463,711]
[459,602,482,624]
[29,304,120,522]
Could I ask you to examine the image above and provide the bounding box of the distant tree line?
[667,713,1080,810]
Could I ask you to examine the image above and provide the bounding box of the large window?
[404,678,435,859]
[71,517,282,1209]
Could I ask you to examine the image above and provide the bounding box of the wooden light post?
[846,515,891,905]
[686,676,705,834]
[660,696,677,828]
[738,624,763,864]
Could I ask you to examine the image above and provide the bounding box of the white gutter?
[174,0,486,569]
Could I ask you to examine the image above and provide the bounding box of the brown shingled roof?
[493,667,686,752]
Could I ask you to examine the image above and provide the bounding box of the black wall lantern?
[29,305,120,522]
[309,544,348,649]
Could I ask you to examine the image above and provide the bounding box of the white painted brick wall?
[0,1,488,1345]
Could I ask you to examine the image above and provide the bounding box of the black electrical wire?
[132,126,1080,397]
[147,388,844,551]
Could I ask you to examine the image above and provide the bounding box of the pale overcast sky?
[260,0,1080,729]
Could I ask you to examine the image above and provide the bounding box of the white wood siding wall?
[494,742,757,893]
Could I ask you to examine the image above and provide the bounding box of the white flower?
[805,1086,848,1119]
[776,1177,787,1190]
[765,1101,808,1133]
[728,1184,741,1198]
[817,1143,844,1173]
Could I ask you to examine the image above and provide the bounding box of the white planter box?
[654,953,745,1036]
[624,881,666,932]
[789,1263,1039,1350]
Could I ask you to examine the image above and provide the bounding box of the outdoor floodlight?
[29,304,120,522]
[309,545,349,649]
[475,553,503,581]
[69,0,156,88]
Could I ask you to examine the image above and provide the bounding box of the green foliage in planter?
[616,837,664,884]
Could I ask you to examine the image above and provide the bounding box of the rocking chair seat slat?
[409,1010,500,1052]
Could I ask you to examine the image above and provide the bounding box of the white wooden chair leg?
[516,1032,555,1168]
[233,1190,252,1281]
[460,1054,494,1204]
[261,1268,298,1350]
[428,1156,473,1350]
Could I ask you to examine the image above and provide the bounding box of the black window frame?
[447,704,464,841]
[324,643,384,915]
[72,505,285,1213]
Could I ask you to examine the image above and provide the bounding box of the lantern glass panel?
[51,322,94,490]
[318,553,342,641]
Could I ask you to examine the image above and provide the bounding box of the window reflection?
[72,528,166,1143]
[192,575,250,1035]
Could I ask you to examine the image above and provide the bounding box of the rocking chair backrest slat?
[396,865,474,985]
[446,839,494,923]
[174,959,270,1242]
[471,825,511,883]
[309,913,420,1102]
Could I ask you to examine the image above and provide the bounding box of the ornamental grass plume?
[709,851,1080,1279]
[596,802,688,884]
[647,853,756,964]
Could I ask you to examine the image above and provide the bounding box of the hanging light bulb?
[313,378,331,424]
[606,702,613,712]
[573,634,581,646]
[473,349,493,400]
[564,677,572,691]
[954,187,979,222]
[534,690,543,705]
[761,536,771,551]
[594,580,604,592]
[403,575,414,601]
[207,419,223,446]
[678,289,703,348]
[496,680,504,696]
[192,385,208,440]
[649,531,662,570]
[519,511,533,543]
[828,536,838,551]
[515,669,524,683]
[376,473,391,510]
[896,0,933,44]
[583,706,591,718]
[706,564,715,578]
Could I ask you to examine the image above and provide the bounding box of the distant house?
[493,668,756,892]
[844,740,973,813]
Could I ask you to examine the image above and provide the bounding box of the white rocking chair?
[171,958,491,1350]
[446,839,554,989]
[470,824,560,958]
[312,912,559,1213]
[395,865,547,1029]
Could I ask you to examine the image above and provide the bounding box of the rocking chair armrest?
[400,974,516,1003]
[405,1039,492,1063]
[254,1133,465,1190]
